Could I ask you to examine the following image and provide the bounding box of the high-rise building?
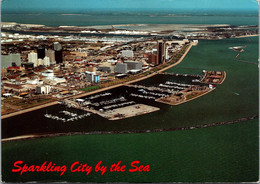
[11,54,21,67]
[1,54,21,68]
[37,59,43,66]
[37,48,45,59]
[28,52,38,67]
[55,50,63,64]
[157,40,166,64]
[54,42,62,51]
[53,42,63,63]
[45,49,55,64]
[165,46,169,60]
[147,53,158,65]
[43,56,50,66]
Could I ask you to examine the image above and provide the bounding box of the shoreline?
[1,43,193,120]
[1,21,233,27]
[234,34,259,38]
[1,101,58,119]
[2,115,258,143]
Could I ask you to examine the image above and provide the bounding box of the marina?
[51,70,224,120]
[44,110,91,122]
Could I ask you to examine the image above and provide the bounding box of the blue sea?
[1,12,259,27]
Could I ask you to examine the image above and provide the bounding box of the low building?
[70,51,87,57]
[152,49,157,54]
[3,83,27,93]
[85,71,100,83]
[107,60,117,64]
[42,77,66,85]
[36,85,52,94]
[86,66,96,73]
[120,50,134,58]
[21,62,34,69]
[115,63,128,74]
[26,78,44,85]
[98,66,112,73]
[42,70,54,77]
[129,69,142,74]
[124,60,142,70]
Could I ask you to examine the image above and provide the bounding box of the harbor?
[60,91,160,120]
[3,35,257,141]
[54,70,225,120]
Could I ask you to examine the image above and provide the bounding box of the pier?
[200,71,226,84]
[160,72,202,78]
[126,84,174,94]
[60,96,159,121]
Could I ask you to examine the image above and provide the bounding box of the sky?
[1,0,259,13]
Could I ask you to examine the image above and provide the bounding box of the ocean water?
[1,13,259,26]
[2,119,258,182]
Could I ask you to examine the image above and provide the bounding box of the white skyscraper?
[43,56,50,66]
[28,52,38,67]
[38,59,43,66]
[165,46,169,60]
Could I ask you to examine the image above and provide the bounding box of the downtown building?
[36,85,52,94]
[157,40,166,64]
[147,53,158,65]
[54,42,63,64]
[37,47,45,59]
[1,53,21,68]
[45,49,56,64]
[120,50,134,58]
[28,52,38,67]
[124,60,142,70]
[85,71,100,83]
[115,63,128,74]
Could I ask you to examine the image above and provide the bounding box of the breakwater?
[2,115,258,143]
